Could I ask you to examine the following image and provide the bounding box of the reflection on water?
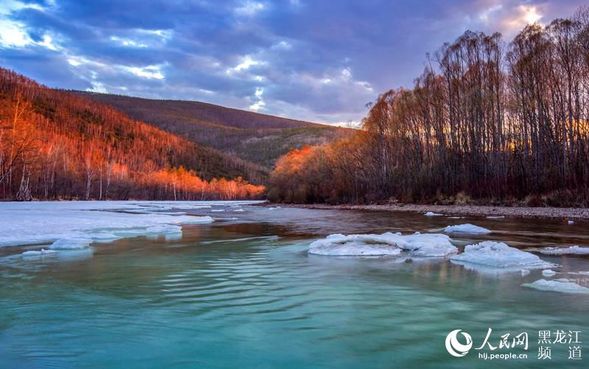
[0,203,588,369]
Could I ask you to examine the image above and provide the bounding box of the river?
[0,201,587,368]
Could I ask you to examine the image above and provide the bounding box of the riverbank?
[278,203,589,220]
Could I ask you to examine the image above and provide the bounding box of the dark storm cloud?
[0,0,586,124]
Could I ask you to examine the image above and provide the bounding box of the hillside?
[77,92,350,169]
[0,68,264,200]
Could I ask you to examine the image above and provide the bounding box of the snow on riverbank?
[450,241,554,270]
[0,201,259,248]
[308,232,458,257]
[522,279,589,294]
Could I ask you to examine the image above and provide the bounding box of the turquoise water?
[1,204,588,368]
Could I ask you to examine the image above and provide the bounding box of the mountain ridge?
[77,91,351,170]
[77,91,325,129]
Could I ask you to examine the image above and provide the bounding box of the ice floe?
[308,232,458,257]
[49,238,92,250]
[20,247,94,262]
[0,201,222,248]
[528,246,589,256]
[444,223,491,235]
[522,279,589,294]
[424,211,443,217]
[542,269,557,277]
[450,241,554,271]
[21,249,57,258]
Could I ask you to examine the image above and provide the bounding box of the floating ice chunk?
[308,232,457,257]
[542,269,557,277]
[424,211,443,217]
[21,249,57,257]
[444,223,491,235]
[20,247,93,262]
[309,233,401,256]
[211,209,225,213]
[568,220,575,225]
[49,238,92,250]
[309,241,402,256]
[233,208,245,212]
[450,241,554,270]
[522,279,589,294]
[529,246,589,256]
[398,233,458,257]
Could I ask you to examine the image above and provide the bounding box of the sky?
[0,0,586,125]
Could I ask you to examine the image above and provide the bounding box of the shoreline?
[278,203,589,220]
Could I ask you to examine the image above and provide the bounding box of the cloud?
[226,54,265,74]
[234,1,266,17]
[248,86,265,111]
[501,5,544,33]
[0,0,587,125]
[0,18,31,47]
[122,64,165,80]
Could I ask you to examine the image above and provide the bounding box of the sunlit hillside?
[0,68,265,200]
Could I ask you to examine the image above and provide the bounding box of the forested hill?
[0,68,265,200]
[77,92,350,169]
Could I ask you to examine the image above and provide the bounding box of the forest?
[269,8,589,207]
[0,68,264,200]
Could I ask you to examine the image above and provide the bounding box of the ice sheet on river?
[308,232,458,257]
[0,201,229,248]
[450,241,554,271]
[443,223,491,235]
[522,279,589,294]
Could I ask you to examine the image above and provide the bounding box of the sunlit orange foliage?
[145,167,265,200]
[0,68,265,200]
[269,134,375,204]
